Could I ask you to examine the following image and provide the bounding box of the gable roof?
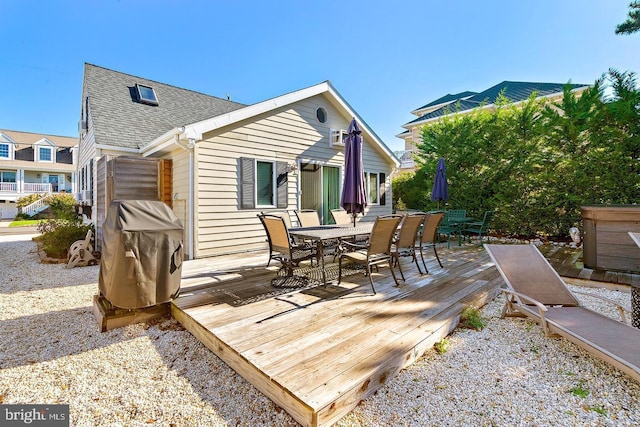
[402,80,591,129]
[83,63,246,150]
[0,129,76,148]
[142,81,400,167]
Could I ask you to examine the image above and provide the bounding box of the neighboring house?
[395,80,591,170]
[78,63,399,259]
[0,129,77,219]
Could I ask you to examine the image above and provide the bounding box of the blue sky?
[1,0,638,152]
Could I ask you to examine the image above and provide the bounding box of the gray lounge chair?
[485,244,640,383]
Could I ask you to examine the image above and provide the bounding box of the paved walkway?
[0,219,40,236]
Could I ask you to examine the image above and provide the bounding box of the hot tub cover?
[99,200,184,309]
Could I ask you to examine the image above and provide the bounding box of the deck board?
[172,247,501,427]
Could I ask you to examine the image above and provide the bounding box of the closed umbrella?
[431,157,449,209]
[341,118,367,226]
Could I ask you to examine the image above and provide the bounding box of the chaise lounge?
[484,243,640,383]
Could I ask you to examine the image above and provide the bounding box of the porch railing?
[0,182,17,192]
[23,183,53,193]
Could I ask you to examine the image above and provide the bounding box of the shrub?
[459,306,487,330]
[17,193,44,209]
[37,222,93,259]
[43,193,78,222]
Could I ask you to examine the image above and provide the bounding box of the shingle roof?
[0,129,76,147]
[404,81,590,127]
[84,63,246,149]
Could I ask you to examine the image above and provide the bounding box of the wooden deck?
[172,247,503,427]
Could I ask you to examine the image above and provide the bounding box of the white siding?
[192,95,394,258]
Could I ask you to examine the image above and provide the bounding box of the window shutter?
[379,173,386,206]
[276,161,288,208]
[240,157,255,209]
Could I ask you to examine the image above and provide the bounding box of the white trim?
[94,143,141,153]
[33,137,57,148]
[140,81,400,167]
[37,146,54,163]
[255,159,277,209]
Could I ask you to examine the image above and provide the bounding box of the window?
[0,171,16,182]
[366,172,379,204]
[316,107,327,123]
[240,158,288,209]
[136,84,159,105]
[39,146,53,162]
[256,161,275,207]
[0,143,8,159]
[365,172,387,206]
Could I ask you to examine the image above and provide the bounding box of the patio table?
[290,223,374,285]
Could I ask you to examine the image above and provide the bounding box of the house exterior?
[78,64,399,259]
[0,129,77,219]
[395,81,591,170]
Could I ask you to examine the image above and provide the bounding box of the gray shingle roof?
[84,63,246,149]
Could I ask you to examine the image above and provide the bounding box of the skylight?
[136,84,158,105]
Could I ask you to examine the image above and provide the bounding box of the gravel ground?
[1,235,638,426]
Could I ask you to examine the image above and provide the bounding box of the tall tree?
[616,1,640,34]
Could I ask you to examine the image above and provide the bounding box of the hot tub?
[581,205,640,273]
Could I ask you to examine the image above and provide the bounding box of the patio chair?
[391,212,426,280]
[464,210,494,244]
[414,212,445,274]
[438,209,466,248]
[294,209,321,227]
[338,215,403,294]
[66,229,97,268]
[330,208,354,225]
[485,244,640,382]
[258,213,317,287]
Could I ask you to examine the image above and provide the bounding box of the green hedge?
[393,69,640,238]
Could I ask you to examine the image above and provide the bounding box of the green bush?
[36,222,93,259]
[16,193,44,209]
[395,69,640,239]
[43,193,78,222]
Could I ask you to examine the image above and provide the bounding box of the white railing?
[394,150,417,169]
[22,197,49,216]
[23,183,52,193]
[0,182,17,192]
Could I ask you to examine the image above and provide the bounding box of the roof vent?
[135,84,159,106]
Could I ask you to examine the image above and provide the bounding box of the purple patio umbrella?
[431,157,449,208]
[341,118,367,226]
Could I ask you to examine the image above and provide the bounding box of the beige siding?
[193,95,394,258]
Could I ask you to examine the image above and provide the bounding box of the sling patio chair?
[338,215,403,295]
[414,212,445,274]
[391,212,426,279]
[258,213,317,287]
[330,208,354,225]
[294,209,321,227]
[485,244,640,382]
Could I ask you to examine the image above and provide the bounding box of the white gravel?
[1,235,638,426]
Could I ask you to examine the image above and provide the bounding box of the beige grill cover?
[99,200,184,309]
